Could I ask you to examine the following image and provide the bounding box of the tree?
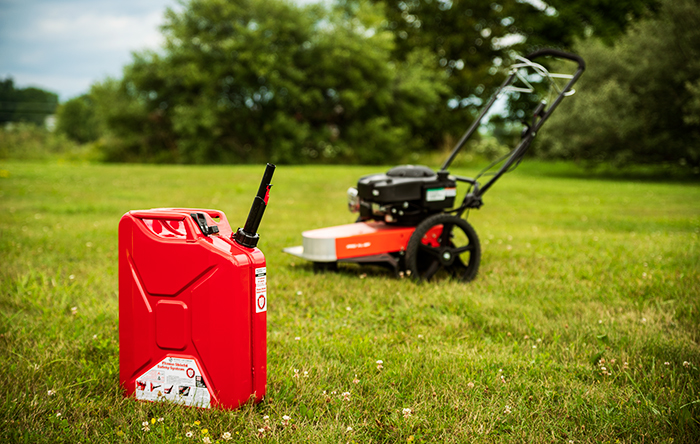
[55,95,100,143]
[537,0,700,169]
[97,0,447,164]
[0,77,58,126]
[363,0,660,148]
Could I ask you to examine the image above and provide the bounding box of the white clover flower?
[402,408,412,418]
[346,426,353,432]
[294,336,301,341]
[664,362,670,366]
[47,389,55,396]
[467,382,475,389]
[342,392,351,401]
[221,431,232,440]
[683,361,691,368]
[504,405,512,414]
[185,431,194,438]
[202,437,211,444]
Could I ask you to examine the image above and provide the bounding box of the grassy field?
[0,160,698,443]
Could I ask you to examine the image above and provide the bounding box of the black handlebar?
[526,48,586,71]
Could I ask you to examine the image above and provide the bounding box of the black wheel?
[406,214,481,282]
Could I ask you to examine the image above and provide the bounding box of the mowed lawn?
[0,161,698,443]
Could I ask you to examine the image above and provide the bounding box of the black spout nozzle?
[234,163,276,248]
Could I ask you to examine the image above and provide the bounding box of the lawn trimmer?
[284,49,585,281]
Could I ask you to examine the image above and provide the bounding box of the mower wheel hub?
[438,247,456,266]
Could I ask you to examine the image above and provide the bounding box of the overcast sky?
[0,0,181,101]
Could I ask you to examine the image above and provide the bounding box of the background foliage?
[7,0,697,172]
[45,0,681,168]
[537,0,700,170]
[81,0,450,165]
[0,78,58,126]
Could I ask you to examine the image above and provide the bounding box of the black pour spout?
[233,163,276,248]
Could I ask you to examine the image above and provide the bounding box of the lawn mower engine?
[351,165,457,226]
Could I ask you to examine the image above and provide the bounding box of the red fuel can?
[119,164,275,410]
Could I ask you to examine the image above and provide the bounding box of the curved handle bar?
[526,48,585,71]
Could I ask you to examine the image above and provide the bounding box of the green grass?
[0,160,698,443]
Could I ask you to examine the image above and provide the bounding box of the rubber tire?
[406,214,481,282]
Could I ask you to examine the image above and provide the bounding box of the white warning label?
[135,356,211,408]
[255,267,267,313]
[426,188,446,202]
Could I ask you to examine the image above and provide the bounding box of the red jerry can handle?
[129,210,209,242]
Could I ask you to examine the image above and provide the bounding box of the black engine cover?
[357,165,456,224]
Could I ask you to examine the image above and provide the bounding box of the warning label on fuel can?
[255,267,267,313]
[134,356,211,408]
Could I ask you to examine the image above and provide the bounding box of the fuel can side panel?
[249,248,267,402]
[119,214,155,396]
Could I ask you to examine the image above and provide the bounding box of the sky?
[0,0,181,101]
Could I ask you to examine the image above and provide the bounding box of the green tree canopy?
[80,0,665,164]
[366,0,660,146]
[95,0,447,164]
[0,77,58,126]
[55,95,100,144]
[537,0,700,169]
